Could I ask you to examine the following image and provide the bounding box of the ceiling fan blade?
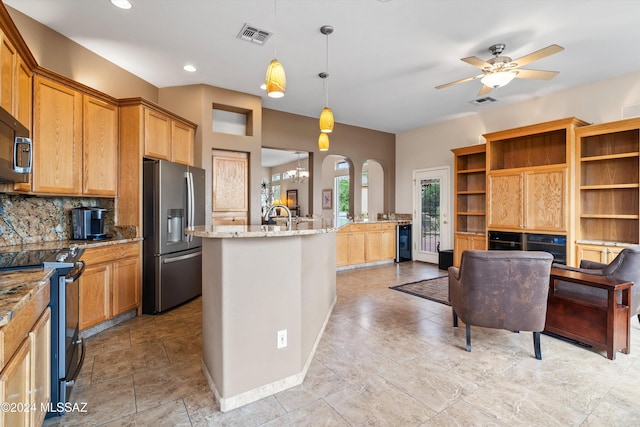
[515,69,559,80]
[435,74,483,90]
[512,44,564,68]
[461,56,492,69]
[477,84,493,96]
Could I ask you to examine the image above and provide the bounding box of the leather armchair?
[448,250,554,359]
[552,245,640,323]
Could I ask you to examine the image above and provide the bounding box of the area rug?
[389,276,450,306]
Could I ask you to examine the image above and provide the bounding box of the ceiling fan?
[435,43,564,96]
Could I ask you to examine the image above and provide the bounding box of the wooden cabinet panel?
[381,227,397,260]
[454,233,486,267]
[80,243,141,331]
[576,243,624,266]
[83,95,118,196]
[171,120,194,165]
[0,30,16,116]
[336,232,349,267]
[144,107,171,160]
[347,231,365,265]
[14,55,31,129]
[0,338,30,427]
[365,231,382,262]
[29,308,50,427]
[32,76,83,195]
[488,172,523,229]
[79,263,112,330]
[112,256,140,316]
[524,169,567,231]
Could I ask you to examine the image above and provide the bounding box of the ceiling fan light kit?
[436,43,564,96]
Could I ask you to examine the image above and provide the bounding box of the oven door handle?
[64,338,86,386]
[65,260,85,283]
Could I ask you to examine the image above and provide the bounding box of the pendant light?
[318,132,329,151]
[265,0,286,98]
[318,25,334,133]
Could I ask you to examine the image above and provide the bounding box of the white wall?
[396,71,640,223]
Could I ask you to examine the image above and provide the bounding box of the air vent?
[470,97,497,106]
[237,23,272,45]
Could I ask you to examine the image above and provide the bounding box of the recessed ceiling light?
[110,0,133,10]
[183,64,197,72]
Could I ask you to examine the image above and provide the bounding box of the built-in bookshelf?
[576,119,640,256]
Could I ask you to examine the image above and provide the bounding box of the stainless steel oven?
[0,245,85,417]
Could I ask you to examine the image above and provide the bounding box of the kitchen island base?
[193,226,336,412]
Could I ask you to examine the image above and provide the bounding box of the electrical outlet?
[277,329,287,349]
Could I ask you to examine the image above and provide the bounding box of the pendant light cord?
[324,31,329,108]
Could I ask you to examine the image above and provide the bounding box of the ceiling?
[5,0,640,134]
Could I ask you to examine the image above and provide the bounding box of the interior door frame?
[412,166,451,264]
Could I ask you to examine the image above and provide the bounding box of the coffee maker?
[72,207,108,240]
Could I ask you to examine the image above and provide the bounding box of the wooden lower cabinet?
[30,308,51,427]
[454,233,486,267]
[0,308,50,427]
[575,243,625,266]
[79,242,141,331]
[337,223,396,267]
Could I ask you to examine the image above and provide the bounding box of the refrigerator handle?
[186,171,194,242]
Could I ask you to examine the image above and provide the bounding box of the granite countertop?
[0,268,53,327]
[188,222,337,238]
[0,236,143,255]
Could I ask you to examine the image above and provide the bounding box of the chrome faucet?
[264,204,292,229]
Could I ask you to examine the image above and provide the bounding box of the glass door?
[413,167,451,263]
[335,175,350,226]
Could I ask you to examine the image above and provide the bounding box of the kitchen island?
[187,223,337,412]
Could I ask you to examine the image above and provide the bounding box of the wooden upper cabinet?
[14,56,31,129]
[171,119,194,165]
[144,107,171,160]
[0,30,16,115]
[488,172,523,229]
[32,75,83,195]
[83,95,118,196]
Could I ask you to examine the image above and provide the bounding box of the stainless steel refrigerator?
[142,159,205,314]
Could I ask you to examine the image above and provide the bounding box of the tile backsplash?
[0,193,114,246]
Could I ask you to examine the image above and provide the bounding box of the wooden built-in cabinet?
[79,242,141,331]
[0,281,50,427]
[337,222,397,267]
[117,99,197,233]
[481,117,588,265]
[574,118,640,265]
[29,75,118,197]
[0,27,32,128]
[452,145,487,266]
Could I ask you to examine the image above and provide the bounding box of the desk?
[546,267,633,360]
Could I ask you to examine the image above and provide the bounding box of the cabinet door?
[14,55,31,129]
[381,226,397,260]
[0,338,30,427]
[83,95,118,196]
[79,263,112,330]
[29,308,51,427]
[0,30,16,115]
[576,244,606,264]
[336,230,349,266]
[365,231,382,262]
[171,120,194,165]
[488,173,523,229]
[454,234,486,267]
[32,76,83,194]
[348,232,366,265]
[112,256,141,316]
[524,169,567,231]
[144,108,171,160]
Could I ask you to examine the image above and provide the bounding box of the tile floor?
[44,261,640,426]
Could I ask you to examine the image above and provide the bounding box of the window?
[271,173,281,182]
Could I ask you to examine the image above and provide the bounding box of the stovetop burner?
[0,244,83,270]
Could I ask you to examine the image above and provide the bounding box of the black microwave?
[0,104,31,183]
